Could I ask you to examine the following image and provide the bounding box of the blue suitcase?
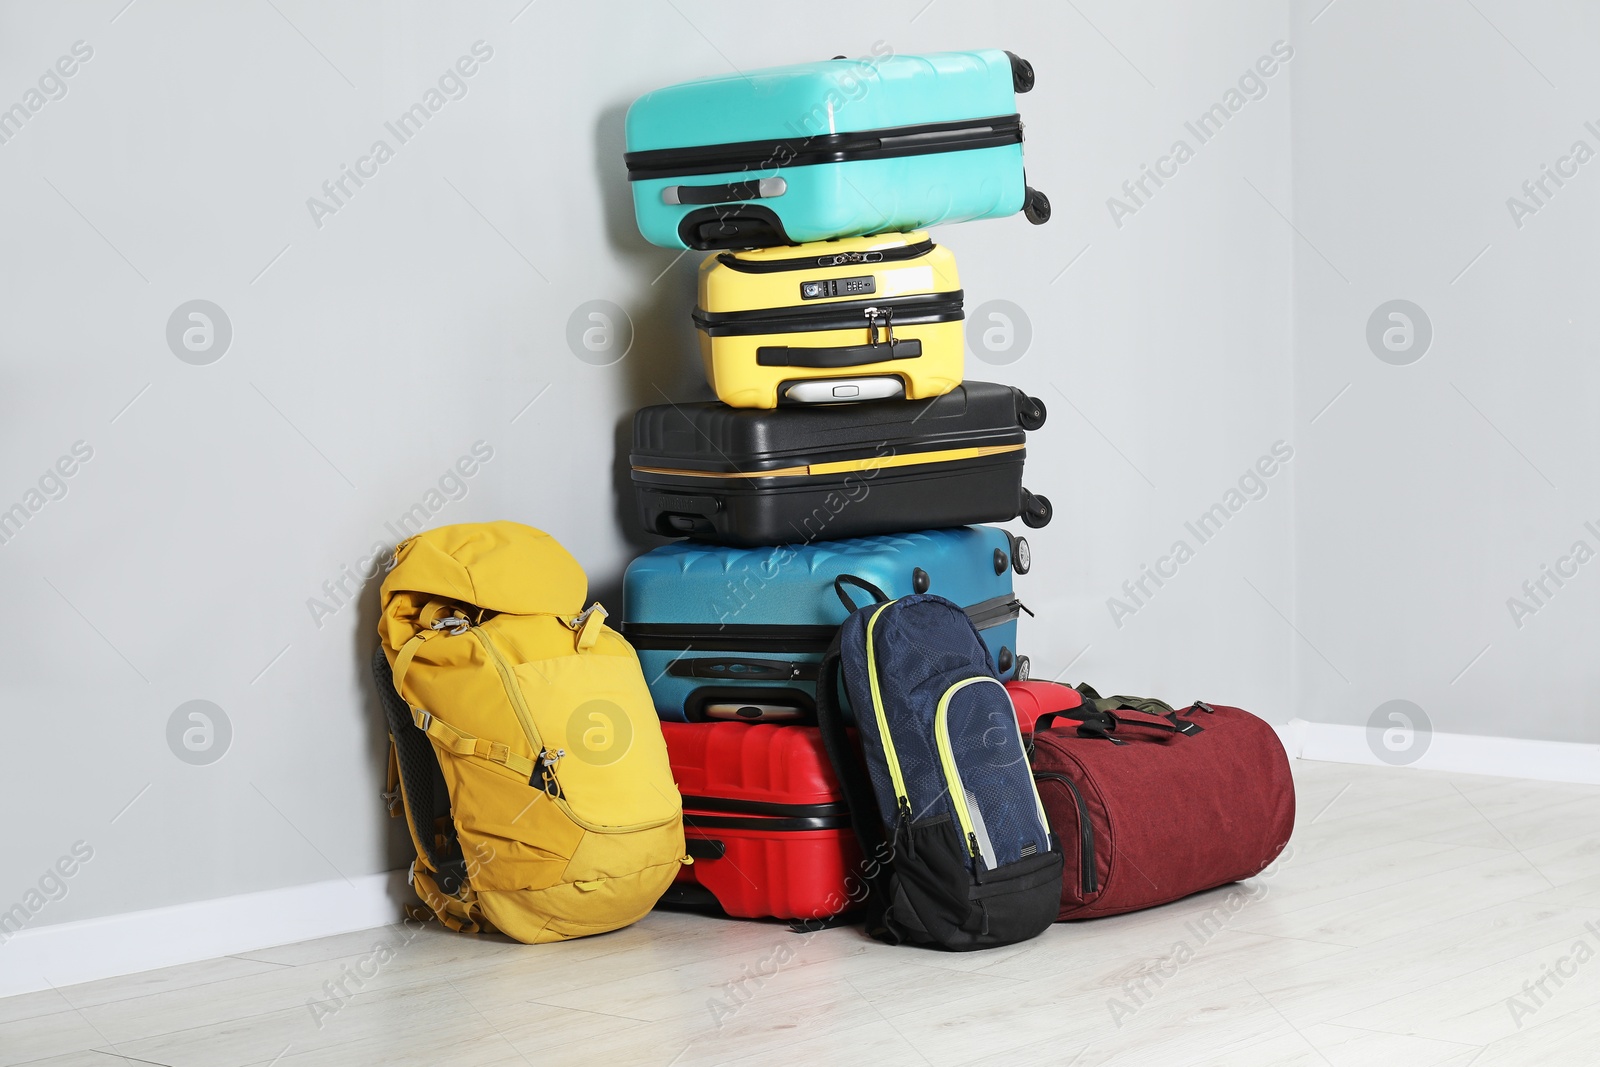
[623,49,1051,250]
[621,526,1032,722]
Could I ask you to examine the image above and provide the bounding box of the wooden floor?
[5,758,1600,1067]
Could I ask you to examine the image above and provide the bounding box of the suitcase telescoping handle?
[757,306,922,368]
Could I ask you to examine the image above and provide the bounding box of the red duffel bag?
[1025,683,1294,920]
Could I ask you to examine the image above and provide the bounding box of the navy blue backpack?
[816,581,1061,950]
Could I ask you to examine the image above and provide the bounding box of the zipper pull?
[568,603,607,650]
[1193,699,1215,714]
[967,832,982,860]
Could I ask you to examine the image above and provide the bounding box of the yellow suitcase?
[693,231,964,409]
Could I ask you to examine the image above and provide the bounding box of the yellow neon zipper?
[864,602,910,809]
[934,676,1001,860]
[632,443,1024,481]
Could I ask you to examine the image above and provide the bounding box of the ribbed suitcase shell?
[624,49,1041,250]
[1006,679,1086,733]
[662,722,861,920]
[622,526,1028,723]
[629,381,1049,546]
[695,232,963,409]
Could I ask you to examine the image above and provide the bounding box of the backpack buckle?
[406,861,416,886]
[381,788,401,814]
[431,616,469,636]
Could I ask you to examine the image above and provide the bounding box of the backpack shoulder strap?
[814,628,897,942]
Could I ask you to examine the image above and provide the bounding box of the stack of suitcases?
[617,47,1056,922]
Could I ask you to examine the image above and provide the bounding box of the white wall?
[1289,0,1600,747]
[1,0,1297,948]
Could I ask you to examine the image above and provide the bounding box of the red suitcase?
[1005,679,1087,732]
[1028,693,1294,920]
[660,722,862,921]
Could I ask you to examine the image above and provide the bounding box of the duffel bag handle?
[1035,706,1202,740]
[834,574,890,613]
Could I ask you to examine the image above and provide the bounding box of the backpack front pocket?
[505,650,682,834]
[934,676,1052,872]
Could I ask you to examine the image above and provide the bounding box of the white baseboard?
[1277,720,1600,785]
[0,870,407,1000]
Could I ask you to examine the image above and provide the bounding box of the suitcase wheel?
[1006,534,1031,575]
[1016,655,1031,681]
[1021,491,1053,529]
[1024,187,1052,225]
[1005,51,1036,94]
[1017,394,1047,431]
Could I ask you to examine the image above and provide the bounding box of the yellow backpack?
[377,521,686,943]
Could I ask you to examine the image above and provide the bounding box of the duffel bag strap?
[1073,683,1203,735]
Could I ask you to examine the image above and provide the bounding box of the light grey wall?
[0,0,1294,929]
[1289,0,1600,745]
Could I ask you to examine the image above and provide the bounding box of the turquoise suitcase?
[620,526,1033,723]
[624,49,1050,250]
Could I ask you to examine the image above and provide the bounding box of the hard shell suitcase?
[695,231,963,409]
[659,722,862,920]
[630,381,1052,546]
[1005,679,1087,733]
[1028,691,1294,920]
[622,526,1032,723]
[624,48,1050,250]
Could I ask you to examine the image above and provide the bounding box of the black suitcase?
[629,381,1052,546]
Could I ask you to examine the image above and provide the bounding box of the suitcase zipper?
[624,114,1025,181]
[693,292,964,337]
[716,239,936,273]
[1031,771,1097,895]
[631,442,1023,482]
[624,597,1022,652]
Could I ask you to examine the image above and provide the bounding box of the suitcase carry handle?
[666,657,820,682]
[663,177,788,206]
[759,304,923,368]
[684,838,726,860]
[757,337,922,367]
[834,574,890,613]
